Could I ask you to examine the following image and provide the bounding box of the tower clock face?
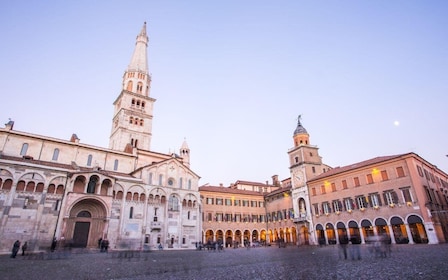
[292,169,304,186]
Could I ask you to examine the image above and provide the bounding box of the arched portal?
[361,219,374,238]
[375,218,388,235]
[225,230,233,247]
[337,222,347,243]
[408,215,428,243]
[64,198,107,248]
[390,216,409,244]
[325,223,336,245]
[215,230,224,243]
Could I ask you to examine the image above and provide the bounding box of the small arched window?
[20,143,29,156]
[188,179,192,190]
[87,154,93,166]
[114,159,119,171]
[129,206,134,219]
[127,81,133,91]
[168,195,179,211]
[87,176,98,194]
[52,148,59,161]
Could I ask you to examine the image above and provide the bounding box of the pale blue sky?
[1,1,447,186]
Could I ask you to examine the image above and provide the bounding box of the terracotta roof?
[199,186,264,196]
[233,180,273,187]
[308,153,409,182]
[266,185,292,197]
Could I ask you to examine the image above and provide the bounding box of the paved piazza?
[1,244,447,280]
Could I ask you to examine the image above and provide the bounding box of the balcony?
[150,221,162,230]
[293,213,307,223]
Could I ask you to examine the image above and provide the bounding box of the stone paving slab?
[0,244,447,280]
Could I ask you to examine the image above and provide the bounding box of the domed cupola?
[293,115,310,147]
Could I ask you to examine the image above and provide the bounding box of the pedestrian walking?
[51,237,57,252]
[339,235,349,260]
[349,235,362,260]
[21,241,28,256]
[11,240,20,258]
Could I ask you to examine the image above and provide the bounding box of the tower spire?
[122,22,152,97]
[109,22,156,152]
[293,114,309,147]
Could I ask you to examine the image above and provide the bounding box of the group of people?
[339,233,392,260]
[10,240,28,258]
[97,237,109,252]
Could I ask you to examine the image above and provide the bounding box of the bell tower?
[288,115,323,186]
[109,22,156,152]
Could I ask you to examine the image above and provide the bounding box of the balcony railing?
[150,221,162,230]
[293,213,307,223]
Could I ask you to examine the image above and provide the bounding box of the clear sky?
[1,1,447,186]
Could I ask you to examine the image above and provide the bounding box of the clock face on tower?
[292,169,304,186]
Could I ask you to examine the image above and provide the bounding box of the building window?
[129,207,134,219]
[383,190,398,205]
[235,214,241,222]
[320,185,326,194]
[179,178,183,189]
[311,187,316,196]
[168,179,174,186]
[225,213,232,222]
[188,179,192,190]
[400,187,413,203]
[342,180,347,189]
[216,198,223,205]
[353,177,360,187]
[313,203,319,216]
[322,202,331,214]
[87,176,98,194]
[417,166,423,177]
[87,154,93,166]
[381,170,389,181]
[396,166,405,178]
[242,200,249,207]
[356,196,367,209]
[52,148,59,161]
[168,195,179,211]
[332,200,342,212]
[114,159,119,171]
[312,166,316,173]
[369,193,382,207]
[149,173,153,185]
[366,174,373,184]
[20,143,29,156]
[225,198,232,206]
[344,198,353,211]
[207,212,212,222]
[159,174,163,186]
[331,183,336,192]
[206,197,214,205]
[234,200,240,206]
[216,213,223,222]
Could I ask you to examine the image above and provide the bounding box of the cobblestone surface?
[1,244,447,280]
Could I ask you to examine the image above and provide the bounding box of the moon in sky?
[394,121,400,126]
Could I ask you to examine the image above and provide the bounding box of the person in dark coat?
[339,235,349,260]
[11,240,20,258]
[51,237,57,252]
[21,241,28,256]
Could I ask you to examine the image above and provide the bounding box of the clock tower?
[288,115,329,245]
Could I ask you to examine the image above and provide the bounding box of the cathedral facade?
[0,23,201,254]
